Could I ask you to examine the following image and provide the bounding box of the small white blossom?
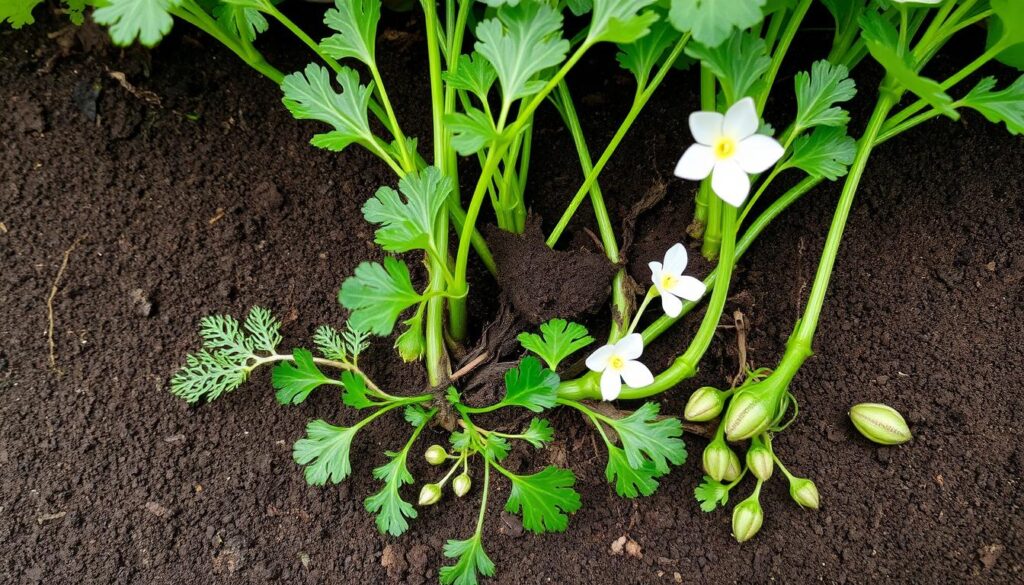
[674,97,785,207]
[649,243,706,317]
[585,333,654,401]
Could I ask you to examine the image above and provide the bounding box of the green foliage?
[271,348,338,405]
[474,2,570,106]
[669,0,766,48]
[1,0,42,28]
[782,126,857,180]
[443,54,498,100]
[281,65,378,153]
[503,466,581,533]
[520,418,554,448]
[446,108,502,155]
[363,166,452,255]
[586,0,660,45]
[341,371,382,409]
[312,324,369,363]
[339,257,423,336]
[213,3,267,42]
[992,0,1024,49]
[483,433,511,461]
[321,0,380,66]
[685,31,770,102]
[794,60,857,131]
[93,0,180,47]
[517,319,594,371]
[440,536,495,585]
[960,76,1024,136]
[604,445,659,498]
[364,406,435,537]
[611,402,687,475]
[616,19,679,87]
[293,419,358,485]
[497,357,559,412]
[694,475,731,512]
[170,307,282,403]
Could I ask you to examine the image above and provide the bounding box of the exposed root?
[47,238,82,371]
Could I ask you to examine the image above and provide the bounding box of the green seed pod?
[684,387,726,422]
[789,477,820,510]
[396,322,426,362]
[746,444,774,481]
[731,496,764,543]
[849,403,912,445]
[703,439,741,482]
[452,473,472,497]
[424,445,448,466]
[418,483,442,506]
[724,389,776,441]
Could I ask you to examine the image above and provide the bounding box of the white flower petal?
[620,360,654,389]
[674,144,715,180]
[722,97,759,140]
[649,262,667,295]
[669,275,707,302]
[688,111,723,145]
[600,368,623,401]
[711,159,751,207]
[660,291,683,318]
[735,134,785,174]
[585,344,616,372]
[662,243,688,275]
[616,333,644,360]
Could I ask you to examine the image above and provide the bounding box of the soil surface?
[2,6,1022,585]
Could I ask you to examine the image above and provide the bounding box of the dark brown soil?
[2,7,1022,585]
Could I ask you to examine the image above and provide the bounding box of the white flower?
[674,97,785,207]
[649,243,706,317]
[585,333,654,401]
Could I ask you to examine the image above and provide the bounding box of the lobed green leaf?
[782,126,856,181]
[794,60,857,131]
[503,466,581,533]
[271,348,337,405]
[500,356,560,412]
[517,318,594,371]
[321,0,380,66]
[685,31,769,102]
[440,536,495,585]
[668,0,766,48]
[587,0,660,45]
[959,75,1024,136]
[362,166,452,254]
[281,65,377,153]
[293,419,358,485]
[338,257,423,336]
[93,0,181,47]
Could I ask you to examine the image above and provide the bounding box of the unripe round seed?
[703,440,740,482]
[684,387,726,422]
[453,473,472,497]
[746,445,774,481]
[418,483,442,506]
[731,497,764,543]
[789,477,820,510]
[424,445,448,466]
[724,390,775,441]
[849,403,912,445]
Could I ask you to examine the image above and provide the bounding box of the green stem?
[702,193,722,260]
[756,0,812,114]
[172,2,283,83]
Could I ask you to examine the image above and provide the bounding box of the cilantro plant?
[9,0,1023,580]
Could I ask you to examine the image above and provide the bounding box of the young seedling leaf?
[170,350,250,403]
[609,402,687,475]
[403,404,434,427]
[474,2,570,105]
[440,536,495,585]
[861,21,958,120]
[449,429,471,451]
[364,450,417,536]
[520,418,554,448]
[271,348,338,405]
[587,0,659,45]
[794,60,857,130]
[443,53,498,100]
[341,371,382,409]
[199,314,257,362]
[339,257,423,336]
[782,126,856,180]
[293,419,358,485]
[685,31,770,102]
[483,434,510,461]
[694,475,730,512]
[281,65,377,153]
[321,0,380,66]
[313,325,348,362]
[446,108,502,156]
[604,445,660,498]
[959,76,1024,136]
[517,319,594,371]
[446,386,462,405]
[94,0,181,47]
[243,306,282,354]
[1,0,43,28]
[395,312,426,362]
[668,0,766,48]
[616,19,678,86]
[500,356,559,412]
[503,466,581,533]
[363,166,452,254]
[213,3,268,43]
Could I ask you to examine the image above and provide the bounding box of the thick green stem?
[693,66,716,237]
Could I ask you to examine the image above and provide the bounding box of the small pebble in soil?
[129,288,154,317]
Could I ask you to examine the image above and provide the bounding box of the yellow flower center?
[660,274,678,291]
[713,136,737,159]
[609,356,625,370]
